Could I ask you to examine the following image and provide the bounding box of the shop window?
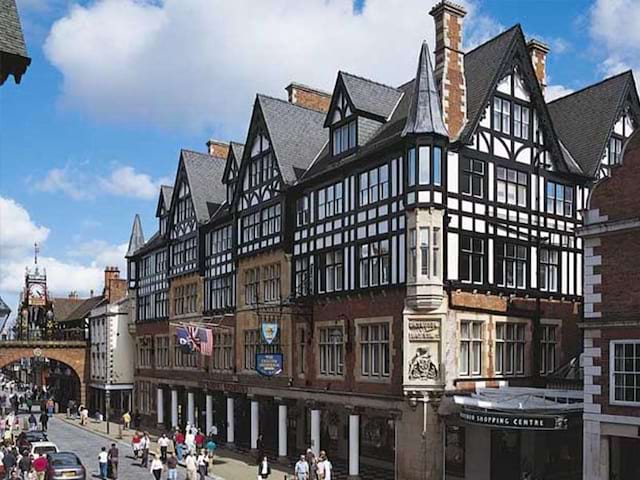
[540,325,557,375]
[319,326,344,376]
[495,323,525,376]
[359,323,390,378]
[460,321,482,376]
[611,341,640,405]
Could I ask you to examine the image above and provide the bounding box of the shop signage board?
[460,409,568,431]
[256,353,283,377]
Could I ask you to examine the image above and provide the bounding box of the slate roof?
[339,71,403,120]
[133,231,164,257]
[126,214,145,258]
[0,0,30,85]
[257,94,327,184]
[548,71,638,178]
[223,141,244,182]
[65,296,105,322]
[181,149,226,222]
[0,295,10,316]
[50,297,85,323]
[460,25,520,142]
[402,41,448,137]
[161,185,173,210]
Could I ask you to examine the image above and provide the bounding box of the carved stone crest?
[408,346,438,380]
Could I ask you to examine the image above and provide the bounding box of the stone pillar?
[205,394,213,435]
[278,403,287,459]
[171,389,178,428]
[250,399,259,450]
[226,396,235,445]
[187,391,195,427]
[310,408,321,456]
[348,413,360,478]
[156,387,164,426]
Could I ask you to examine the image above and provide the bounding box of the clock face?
[28,283,46,305]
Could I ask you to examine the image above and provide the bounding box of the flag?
[200,327,213,356]
[176,327,193,353]
[183,325,213,356]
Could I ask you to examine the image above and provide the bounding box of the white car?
[30,442,59,457]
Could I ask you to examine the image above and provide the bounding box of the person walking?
[184,452,197,480]
[195,450,206,480]
[256,434,265,465]
[158,435,169,462]
[38,412,48,433]
[295,454,310,480]
[149,454,163,480]
[316,451,332,480]
[140,433,150,468]
[194,431,204,452]
[165,454,177,480]
[31,454,47,480]
[257,456,271,480]
[18,453,31,480]
[131,432,141,459]
[98,447,108,480]
[2,448,16,480]
[121,412,131,431]
[108,443,119,480]
[27,415,36,432]
[173,429,184,462]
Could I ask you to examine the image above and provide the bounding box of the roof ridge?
[339,70,401,92]
[464,24,520,56]
[181,148,226,161]
[257,93,327,116]
[547,70,634,105]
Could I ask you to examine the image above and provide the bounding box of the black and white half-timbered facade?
[124,2,639,478]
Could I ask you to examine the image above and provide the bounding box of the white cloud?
[590,0,640,81]
[0,196,127,326]
[545,84,574,102]
[44,0,499,135]
[35,163,169,201]
[99,166,171,200]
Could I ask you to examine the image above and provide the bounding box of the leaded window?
[319,326,344,376]
[495,242,527,289]
[612,342,640,404]
[546,181,574,217]
[359,240,390,287]
[513,104,530,140]
[540,325,557,375]
[460,321,482,376]
[493,97,511,134]
[359,164,389,206]
[495,323,525,375]
[360,323,390,378]
[263,263,281,302]
[318,182,343,220]
[539,249,559,292]
[461,158,484,198]
[497,166,527,207]
[460,236,484,284]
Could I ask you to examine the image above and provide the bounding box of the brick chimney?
[527,39,550,92]
[285,82,331,113]
[206,140,230,159]
[104,266,126,303]
[429,0,467,139]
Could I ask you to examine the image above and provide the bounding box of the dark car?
[46,452,85,480]
[16,431,48,450]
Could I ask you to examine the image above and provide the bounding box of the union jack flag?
[182,325,213,356]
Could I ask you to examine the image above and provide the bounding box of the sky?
[1,0,639,321]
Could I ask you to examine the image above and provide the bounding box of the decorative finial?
[34,243,39,265]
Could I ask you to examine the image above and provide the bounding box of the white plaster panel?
[448,151,459,193]
[447,232,459,280]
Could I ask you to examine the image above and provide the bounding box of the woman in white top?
[195,451,207,480]
[149,454,163,480]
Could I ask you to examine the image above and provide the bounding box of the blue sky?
[0,0,637,319]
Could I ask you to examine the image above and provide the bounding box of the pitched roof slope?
[230,142,244,162]
[548,71,636,177]
[126,214,145,257]
[0,0,30,84]
[340,71,403,120]
[50,297,85,323]
[460,25,520,141]
[161,185,173,210]
[402,41,447,137]
[181,149,226,222]
[258,95,327,184]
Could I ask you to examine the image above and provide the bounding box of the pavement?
[44,415,293,480]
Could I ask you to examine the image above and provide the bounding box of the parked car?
[16,431,48,450]
[46,452,85,480]
[30,441,58,457]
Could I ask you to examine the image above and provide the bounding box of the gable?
[324,77,357,127]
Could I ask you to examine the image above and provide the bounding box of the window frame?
[460,157,485,199]
[460,236,485,284]
[495,322,526,376]
[359,322,391,380]
[610,340,640,406]
[459,321,483,377]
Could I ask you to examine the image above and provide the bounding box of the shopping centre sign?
[460,408,569,431]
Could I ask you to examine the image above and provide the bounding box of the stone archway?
[0,344,88,405]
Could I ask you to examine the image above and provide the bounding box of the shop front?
[444,387,583,480]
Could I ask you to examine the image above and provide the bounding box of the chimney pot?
[527,39,550,92]
[206,140,230,159]
[285,82,331,113]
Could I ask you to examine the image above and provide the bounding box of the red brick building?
[581,130,640,480]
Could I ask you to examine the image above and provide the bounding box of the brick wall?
[285,83,331,113]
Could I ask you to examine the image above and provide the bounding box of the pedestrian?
[149,454,163,480]
[108,443,119,480]
[316,451,332,480]
[256,434,265,465]
[121,412,131,431]
[257,456,271,480]
[184,428,195,455]
[194,430,204,451]
[158,435,169,462]
[18,453,31,480]
[166,454,177,480]
[140,432,150,468]
[294,454,309,480]
[131,432,141,459]
[45,400,53,418]
[3,449,16,480]
[184,452,197,480]
[195,450,206,480]
[26,416,35,433]
[205,437,216,470]
[305,450,317,480]
[26,469,35,480]
[173,429,184,462]
[31,456,47,480]
[24,399,31,415]
[98,447,108,480]
[38,412,48,433]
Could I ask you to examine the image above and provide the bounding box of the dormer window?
[330,93,357,157]
[249,133,275,187]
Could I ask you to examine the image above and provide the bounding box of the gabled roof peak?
[338,70,399,92]
[547,70,634,105]
[126,214,145,258]
[402,41,448,138]
[464,23,521,56]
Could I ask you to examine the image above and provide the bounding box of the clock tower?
[17,243,53,339]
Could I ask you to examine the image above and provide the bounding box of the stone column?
[171,389,178,428]
[310,408,321,456]
[205,393,213,435]
[226,396,235,445]
[156,387,164,426]
[250,398,259,450]
[348,413,360,478]
[187,391,195,427]
[278,403,287,460]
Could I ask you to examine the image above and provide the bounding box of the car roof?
[31,442,56,447]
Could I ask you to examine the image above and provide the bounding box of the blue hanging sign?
[256,353,284,377]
